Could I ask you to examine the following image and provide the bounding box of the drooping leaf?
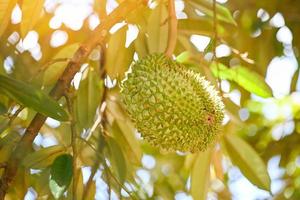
[0,75,69,121]
[49,154,73,199]
[20,0,44,37]
[85,180,96,200]
[222,133,271,191]
[191,149,212,200]
[107,100,142,164]
[75,168,83,200]
[75,68,103,131]
[187,0,237,25]
[134,31,148,59]
[0,0,17,38]
[290,67,299,93]
[147,2,169,53]
[211,62,273,98]
[105,26,135,79]
[107,137,127,183]
[22,145,66,169]
[43,43,80,85]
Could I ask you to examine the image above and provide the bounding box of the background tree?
[0,0,299,199]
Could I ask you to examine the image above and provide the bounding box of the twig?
[83,43,108,199]
[212,0,223,95]
[165,0,178,58]
[105,163,111,199]
[78,137,138,200]
[0,163,7,169]
[0,1,143,199]
[8,106,24,126]
[66,90,78,200]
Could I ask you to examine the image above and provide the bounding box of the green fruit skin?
[121,54,224,152]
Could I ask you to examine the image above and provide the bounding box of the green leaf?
[187,0,237,25]
[147,2,169,53]
[75,68,103,131]
[211,62,272,98]
[107,100,142,164]
[107,137,127,183]
[0,0,17,38]
[20,0,44,37]
[176,51,193,64]
[222,134,271,191]
[22,145,66,169]
[191,149,212,200]
[43,43,80,85]
[0,75,69,121]
[49,154,73,199]
[105,26,135,79]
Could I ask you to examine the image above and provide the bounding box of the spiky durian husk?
[121,54,224,152]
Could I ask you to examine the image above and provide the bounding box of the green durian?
[120,54,224,152]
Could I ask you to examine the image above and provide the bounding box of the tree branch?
[165,0,178,57]
[0,1,143,199]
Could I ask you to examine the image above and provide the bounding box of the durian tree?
[0,0,299,199]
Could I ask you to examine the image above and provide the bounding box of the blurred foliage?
[0,0,300,199]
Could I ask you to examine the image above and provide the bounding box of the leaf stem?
[66,90,78,200]
[165,0,178,58]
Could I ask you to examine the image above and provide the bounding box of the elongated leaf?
[222,134,271,191]
[20,0,44,37]
[43,43,80,85]
[107,137,127,183]
[0,0,17,38]
[134,31,148,59]
[105,26,135,79]
[49,154,73,199]
[147,2,168,53]
[211,62,272,98]
[75,68,103,131]
[22,145,66,169]
[75,168,83,200]
[85,181,96,200]
[107,100,142,164]
[187,0,236,25]
[191,149,212,200]
[0,75,69,121]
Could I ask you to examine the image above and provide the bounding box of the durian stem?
[0,1,143,198]
[165,0,178,58]
[212,0,223,95]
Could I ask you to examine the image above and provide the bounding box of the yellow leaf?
[191,149,212,200]
[22,145,66,169]
[43,43,79,85]
[222,134,271,191]
[147,2,168,53]
[20,0,44,37]
[0,0,17,38]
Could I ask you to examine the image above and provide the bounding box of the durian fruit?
[121,54,224,152]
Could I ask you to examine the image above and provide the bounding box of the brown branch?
[0,1,142,199]
[165,0,178,57]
